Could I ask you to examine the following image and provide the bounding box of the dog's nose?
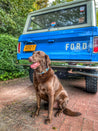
[29,57,33,62]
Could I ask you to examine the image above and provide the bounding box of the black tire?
[29,67,34,83]
[55,70,68,79]
[85,70,98,93]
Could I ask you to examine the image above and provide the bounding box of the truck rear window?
[28,5,87,31]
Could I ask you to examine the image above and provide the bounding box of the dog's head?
[29,51,51,69]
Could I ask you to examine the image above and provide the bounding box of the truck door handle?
[48,40,55,43]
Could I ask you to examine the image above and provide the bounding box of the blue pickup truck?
[17,0,98,93]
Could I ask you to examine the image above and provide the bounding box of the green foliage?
[0,0,49,36]
[0,70,28,81]
[66,0,73,2]
[51,0,73,5]
[32,0,49,11]
[0,34,29,81]
[0,34,18,70]
[0,0,35,37]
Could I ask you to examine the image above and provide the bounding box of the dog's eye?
[37,52,40,55]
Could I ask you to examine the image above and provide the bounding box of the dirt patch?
[0,77,50,131]
[0,77,36,130]
[0,99,36,131]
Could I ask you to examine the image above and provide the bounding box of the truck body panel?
[17,26,98,62]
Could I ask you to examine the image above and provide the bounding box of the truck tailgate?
[18,27,93,61]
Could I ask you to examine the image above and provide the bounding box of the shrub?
[0,34,28,81]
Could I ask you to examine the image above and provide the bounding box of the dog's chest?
[38,83,47,95]
[37,84,48,101]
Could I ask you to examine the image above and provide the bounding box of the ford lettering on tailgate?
[65,42,88,52]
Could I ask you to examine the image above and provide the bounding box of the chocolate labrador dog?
[29,51,81,124]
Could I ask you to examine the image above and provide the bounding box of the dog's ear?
[45,55,51,67]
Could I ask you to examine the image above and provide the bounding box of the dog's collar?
[37,67,49,75]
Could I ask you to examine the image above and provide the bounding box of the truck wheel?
[55,70,67,79]
[85,71,97,93]
[29,67,33,83]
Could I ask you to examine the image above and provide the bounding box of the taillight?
[17,42,21,53]
[93,37,98,53]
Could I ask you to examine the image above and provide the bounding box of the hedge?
[0,34,29,81]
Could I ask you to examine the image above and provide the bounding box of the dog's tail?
[63,108,81,116]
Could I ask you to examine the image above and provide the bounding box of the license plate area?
[24,45,36,52]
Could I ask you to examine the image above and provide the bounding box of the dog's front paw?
[45,118,51,124]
